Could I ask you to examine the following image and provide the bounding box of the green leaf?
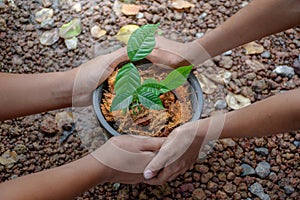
[138,82,169,96]
[114,63,141,94]
[59,18,82,39]
[160,65,193,91]
[110,92,133,111]
[138,91,164,110]
[138,84,160,96]
[127,24,159,62]
[143,78,158,84]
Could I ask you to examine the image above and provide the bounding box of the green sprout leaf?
[160,65,193,91]
[110,92,133,111]
[138,90,164,110]
[59,18,82,39]
[137,82,169,96]
[143,78,158,84]
[114,63,141,94]
[127,24,159,62]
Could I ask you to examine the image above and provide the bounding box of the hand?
[91,135,166,184]
[72,47,128,107]
[143,121,208,185]
[147,36,211,69]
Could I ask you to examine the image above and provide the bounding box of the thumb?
[143,147,171,180]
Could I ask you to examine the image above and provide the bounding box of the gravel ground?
[0,0,299,199]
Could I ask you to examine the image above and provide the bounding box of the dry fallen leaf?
[205,70,232,86]
[55,111,75,133]
[196,74,218,94]
[245,59,265,72]
[91,25,106,38]
[116,24,139,44]
[122,4,140,15]
[226,92,251,110]
[172,0,195,9]
[113,0,123,17]
[243,42,264,55]
[0,150,18,165]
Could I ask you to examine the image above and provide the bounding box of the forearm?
[198,0,300,57]
[0,69,77,120]
[198,89,300,140]
[0,155,107,200]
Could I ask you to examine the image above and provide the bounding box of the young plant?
[110,24,193,112]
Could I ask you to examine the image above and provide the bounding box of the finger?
[143,148,173,180]
[136,136,166,151]
[144,167,175,185]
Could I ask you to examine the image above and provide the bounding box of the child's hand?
[91,135,166,184]
[143,121,206,185]
[147,36,211,69]
[72,47,128,107]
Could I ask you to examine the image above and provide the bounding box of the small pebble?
[196,32,204,38]
[261,51,271,58]
[199,12,207,19]
[214,99,227,110]
[241,163,255,176]
[255,161,271,178]
[254,147,269,156]
[272,65,295,78]
[64,37,78,50]
[222,50,232,56]
[283,185,294,195]
[136,12,144,19]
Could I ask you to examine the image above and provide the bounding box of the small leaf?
[137,83,164,96]
[138,91,164,110]
[116,24,139,44]
[226,92,251,110]
[160,65,193,91]
[110,92,133,111]
[91,26,106,38]
[114,63,141,94]
[113,0,123,17]
[243,42,264,55]
[127,24,159,62]
[59,18,82,39]
[172,0,195,9]
[122,4,140,15]
[143,78,158,84]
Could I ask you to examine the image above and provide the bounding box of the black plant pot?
[93,72,204,137]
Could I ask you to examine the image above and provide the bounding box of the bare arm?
[143,0,300,183]
[0,136,165,200]
[0,155,105,200]
[218,88,300,138]
[0,48,129,121]
[0,70,76,120]
[198,0,300,57]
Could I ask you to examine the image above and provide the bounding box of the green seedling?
[110,24,193,112]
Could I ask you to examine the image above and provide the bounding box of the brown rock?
[40,116,58,134]
[223,182,237,195]
[195,164,209,173]
[227,172,236,180]
[216,190,228,199]
[201,172,213,183]
[207,181,218,192]
[193,188,206,200]
[218,172,227,182]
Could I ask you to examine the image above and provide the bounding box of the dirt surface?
[1,0,300,199]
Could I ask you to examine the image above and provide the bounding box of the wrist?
[71,155,110,185]
[55,69,78,107]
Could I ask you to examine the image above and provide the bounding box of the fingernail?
[143,169,153,180]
